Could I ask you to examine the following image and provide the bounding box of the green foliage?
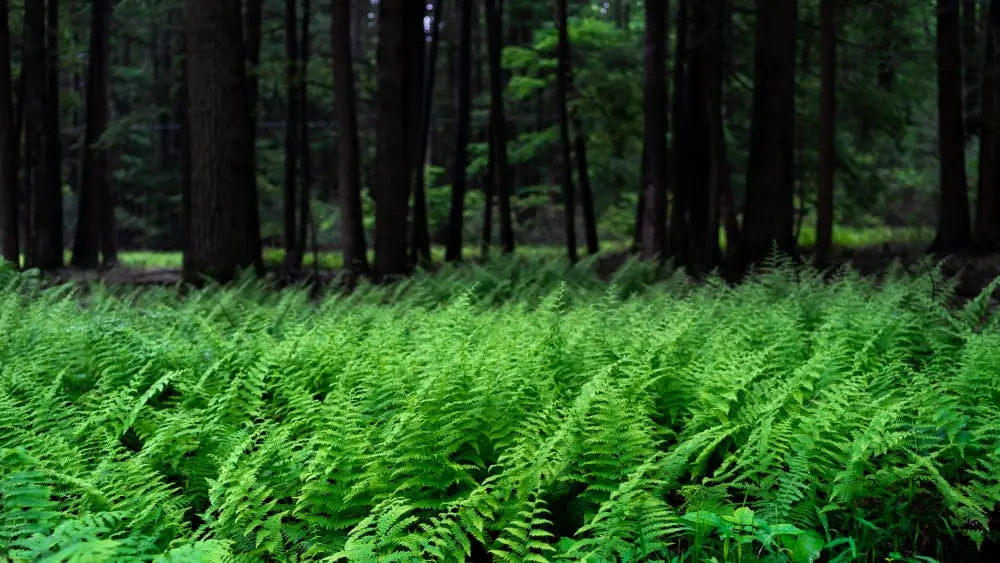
[2,258,1000,560]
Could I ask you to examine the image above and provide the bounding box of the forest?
[2,0,1000,562]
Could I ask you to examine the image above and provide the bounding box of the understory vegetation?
[2,258,1000,561]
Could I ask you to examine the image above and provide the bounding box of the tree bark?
[283,0,301,271]
[45,0,63,259]
[72,0,114,269]
[183,0,260,282]
[23,0,62,270]
[245,0,264,272]
[976,0,1000,248]
[573,113,599,255]
[555,0,578,263]
[738,0,797,267]
[816,0,836,266]
[963,0,980,138]
[932,0,974,253]
[668,0,689,262]
[374,0,413,280]
[0,0,16,265]
[446,0,472,262]
[333,0,369,282]
[484,0,514,254]
[294,0,312,273]
[412,0,444,264]
[641,0,669,260]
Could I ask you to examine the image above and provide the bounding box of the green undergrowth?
[1,256,999,562]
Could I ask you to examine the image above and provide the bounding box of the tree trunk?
[245,0,264,272]
[815,0,836,266]
[700,0,727,267]
[412,0,443,264]
[555,0,578,263]
[484,0,514,254]
[72,0,113,269]
[932,0,974,253]
[573,113,599,255]
[668,0,689,262]
[963,0,980,138]
[283,0,301,271]
[738,0,797,267]
[333,0,369,282]
[183,0,260,282]
[976,0,1000,248]
[446,0,472,262]
[45,0,63,258]
[374,0,413,280]
[641,0,669,260]
[0,0,16,265]
[294,0,312,273]
[23,0,61,270]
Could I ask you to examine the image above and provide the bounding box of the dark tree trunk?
[245,0,264,271]
[374,0,413,280]
[668,0,689,262]
[932,0,974,253]
[573,113,599,255]
[816,0,836,265]
[963,0,980,138]
[738,0,797,266]
[332,0,369,281]
[294,0,312,273]
[641,0,669,260]
[555,0,578,263]
[23,0,61,270]
[72,0,113,269]
[481,116,495,256]
[284,0,301,271]
[45,0,63,257]
[976,0,1000,248]
[412,0,443,264]
[484,0,514,254]
[0,0,16,265]
[698,0,727,267]
[350,0,364,61]
[183,0,260,282]
[446,0,472,262]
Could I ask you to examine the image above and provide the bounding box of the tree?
[738,0,798,266]
[374,0,413,280]
[641,0,669,260]
[332,0,368,281]
[295,0,313,273]
[815,0,836,265]
[976,0,1000,248]
[183,0,261,282]
[245,0,264,273]
[72,0,114,269]
[23,0,62,270]
[445,0,472,262]
[0,0,16,265]
[411,0,444,264]
[932,0,973,253]
[283,0,301,271]
[555,0,578,263]
[484,0,514,254]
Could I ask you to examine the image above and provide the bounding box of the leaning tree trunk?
[641,0,669,260]
[72,0,113,269]
[976,0,1000,249]
[183,0,260,282]
[332,0,369,282]
[373,0,413,280]
[738,0,798,267]
[445,0,472,262]
[815,0,836,266]
[932,0,973,253]
[555,0,578,263]
[484,0,515,254]
[23,0,62,270]
[0,0,16,265]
